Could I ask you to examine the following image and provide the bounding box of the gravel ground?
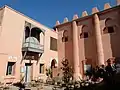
[2,84,65,90]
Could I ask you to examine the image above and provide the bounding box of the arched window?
[62,30,68,42]
[80,25,89,39]
[80,32,88,38]
[31,27,41,41]
[40,32,44,45]
[103,18,115,34]
[25,26,30,39]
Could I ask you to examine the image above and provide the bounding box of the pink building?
[54,0,120,80]
[0,5,58,84]
[1,0,120,84]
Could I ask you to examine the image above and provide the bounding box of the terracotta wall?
[57,6,120,77]
[78,18,97,68]
[57,23,73,74]
[100,9,120,63]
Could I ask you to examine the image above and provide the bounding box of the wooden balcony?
[22,37,44,54]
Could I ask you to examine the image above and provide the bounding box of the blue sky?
[0,0,116,28]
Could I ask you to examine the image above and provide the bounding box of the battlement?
[54,0,120,27]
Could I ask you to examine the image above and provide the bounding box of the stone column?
[72,21,81,80]
[93,14,104,65]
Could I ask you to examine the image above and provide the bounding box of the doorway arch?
[50,59,57,78]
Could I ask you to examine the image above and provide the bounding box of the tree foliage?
[61,59,73,84]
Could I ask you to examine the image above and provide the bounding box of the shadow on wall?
[62,29,73,68]
[81,23,97,67]
[106,14,120,58]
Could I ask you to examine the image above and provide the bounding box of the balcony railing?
[22,37,44,53]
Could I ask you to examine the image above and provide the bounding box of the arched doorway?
[51,59,57,78]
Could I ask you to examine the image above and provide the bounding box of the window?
[103,18,115,34]
[31,28,41,41]
[6,62,15,75]
[62,30,68,42]
[103,26,114,34]
[80,25,89,39]
[50,37,57,51]
[62,37,68,42]
[25,21,31,39]
[40,64,44,74]
[108,27,114,33]
[84,32,88,38]
[80,32,88,38]
[25,27,30,39]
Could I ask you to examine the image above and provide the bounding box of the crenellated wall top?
[54,0,120,28]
